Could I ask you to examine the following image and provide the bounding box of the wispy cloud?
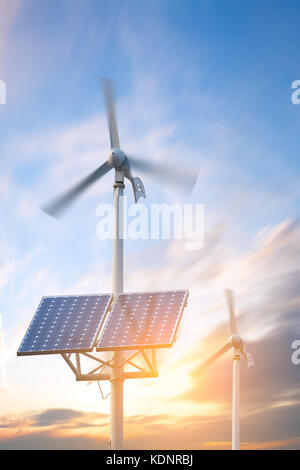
[0,405,298,449]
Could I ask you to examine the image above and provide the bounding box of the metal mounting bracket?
[61,348,158,382]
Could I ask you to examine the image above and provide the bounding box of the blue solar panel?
[17,294,111,356]
[96,290,188,351]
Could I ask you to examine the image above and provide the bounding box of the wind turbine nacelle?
[109,149,126,170]
[231,334,244,352]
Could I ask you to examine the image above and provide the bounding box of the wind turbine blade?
[102,78,120,149]
[199,340,232,370]
[225,289,238,335]
[129,156,199,192]
[42,161,112,217]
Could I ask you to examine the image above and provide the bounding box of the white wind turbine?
[200,289,254,450]
[41,78,199,450]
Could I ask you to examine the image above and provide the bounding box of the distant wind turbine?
[199,289,254,450]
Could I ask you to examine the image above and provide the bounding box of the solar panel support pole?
[110,174,125,450]
[232,349,240,450]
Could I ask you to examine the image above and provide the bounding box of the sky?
[0,0,300,450]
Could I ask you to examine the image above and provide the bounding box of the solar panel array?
[97,290,188,351]
[17,294,111,356]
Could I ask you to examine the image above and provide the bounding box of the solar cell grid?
[17,294,111,356]
[97,290,188,351]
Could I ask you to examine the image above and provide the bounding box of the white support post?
[110,176,124,450]
[232,350,240,450]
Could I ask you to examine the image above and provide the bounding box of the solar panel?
[17,294,112,356]
[96,290,188,351]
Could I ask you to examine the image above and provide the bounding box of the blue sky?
[0,0,300,449]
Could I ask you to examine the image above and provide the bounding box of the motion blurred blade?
[102,78,120,149]
[225,289,238,335]
[199,340,232,370]
[129,156,199,192]
[42,161,112,217]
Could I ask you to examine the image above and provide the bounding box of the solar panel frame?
[96,289,189,351]
[17,294,112,356]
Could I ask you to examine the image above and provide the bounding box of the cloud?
[119,217,300,447]
[32,408,85,427]
[0,407,109,436]
[152,219,300,447]
[4,214,300,449]
[0,431,107,450]
[0,0,24,72]
[0,388,299,450]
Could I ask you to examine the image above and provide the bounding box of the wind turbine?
[200,289,254,450]
[41,78,199,450]
[42,78,198,218]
